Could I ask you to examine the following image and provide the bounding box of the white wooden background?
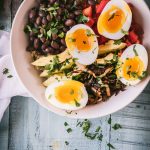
[0,0,150,150]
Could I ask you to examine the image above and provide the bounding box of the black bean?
[63,27,68,32]
[36,17,42,25]
[49,0,56,5]
[29,9,37,19]
[42,17,48,25]
[44,47,55,54]
[60,39,66,46]
[88,0,96,5]
[74,0,82,6]
[40,28,44,34]
[60,46,66,51]
[51,41,59,49]
[30,36,35,42]
[34,39,40,49]
[52,33,58,40]
[40,37,46,43]
[74,10,82,16]
[65,19,75,26]
[57,8,62,15]
[39,10,46,17]
[34,23,39,28]
[41,44,47,50]
[46,14,51,21]
[68,13,75,19]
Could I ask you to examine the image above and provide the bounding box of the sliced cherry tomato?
[86,17,95,27]
[129,30,138,43]
[96,0,110,14]
[125,39,132,47]
[83,6,92,17]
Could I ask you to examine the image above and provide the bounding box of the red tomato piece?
[129,30,138,43]
[86,17,95,27]
[83,6,92,17]
[96,0,110,14]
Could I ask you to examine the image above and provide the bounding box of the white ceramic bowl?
[11,0,150,119]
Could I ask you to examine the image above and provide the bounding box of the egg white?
[118,44,148,86]
[45,81,88,111]
[66,24,99,65]
[98,0,132,40]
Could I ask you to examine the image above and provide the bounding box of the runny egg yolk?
[122,57,144,80]
[55,80,83,104]
[98,6,126,34]
[66,29,94,52]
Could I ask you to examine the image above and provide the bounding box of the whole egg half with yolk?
[97,0,132,40]
[65,24,99,65]
[117,44,148,86]
[45,80,88,110]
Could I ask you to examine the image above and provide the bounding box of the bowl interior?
[11,0,150,119]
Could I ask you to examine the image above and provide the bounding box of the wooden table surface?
[0,0,150,150]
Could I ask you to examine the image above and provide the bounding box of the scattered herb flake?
[2,68,9,75]
[70,89,75,95]
[68,38,76,42]
[48,94,52,99]
[121,29,128,35]
[64,122,69,126]
[97,133,103,141]
[95,126,101,133]
[67,128,72,133]
[107,143,115,149]
[108,13,117,21]
[112,123,122,130]
[65,141,69,145]
[7,75,13,78]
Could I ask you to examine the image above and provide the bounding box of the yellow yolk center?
[122,57,144,80]
[66,29,94,52]
[55,80,83,104]
[98,6,126,33]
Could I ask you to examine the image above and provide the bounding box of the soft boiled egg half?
[97,0,132,40]
[45,80,88,110]
[65,24,99,65]
[117,44,148,86]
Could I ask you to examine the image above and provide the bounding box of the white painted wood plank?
[8,97,111,150]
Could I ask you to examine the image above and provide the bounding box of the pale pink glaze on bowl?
[11,0,150,118]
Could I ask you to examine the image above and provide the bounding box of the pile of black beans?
[25,0,97,55]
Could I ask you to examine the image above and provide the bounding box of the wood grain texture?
[0,0,150,150]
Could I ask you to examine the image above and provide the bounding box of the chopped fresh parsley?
[121,29,128,35]
[66,128,72,133]
[68,38,76,42]
[133,45,138,56]
[108,13,119,21]
[2,68,9,75]
[112,123,122,130]
[95,126,101,133]
[77,14,88,23]
[7,75,13,78]
[70,89,74,95]
[138,71,148,80]
[65,141,69,145]
[64,122,69,126]
[97,133,103,141]
[48,94,52,99]
[114,39,122,45]
[107,143,115,149]
[74,99,81,107]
